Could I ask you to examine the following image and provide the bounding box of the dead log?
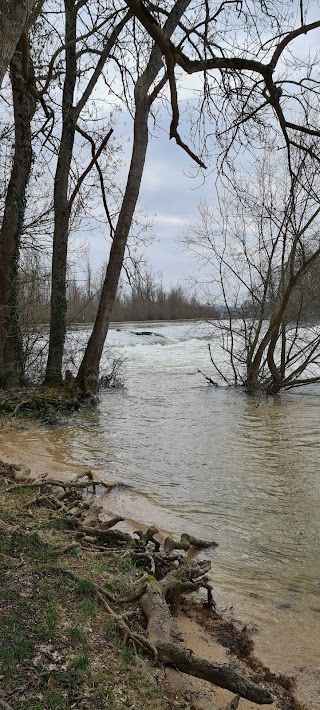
[133,526,160,550]
[157,643,273,704]
[141,571,274,705]
[101,515,125,530]
[75,522,132,545]
[164,533,218,554]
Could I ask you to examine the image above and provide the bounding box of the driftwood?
[74,521,132,545]
[164,532,218,553]
[18,477,118,492]
[141,565,274,705]
[134,526,160,550]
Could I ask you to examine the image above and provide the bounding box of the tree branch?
[68,129,113,208]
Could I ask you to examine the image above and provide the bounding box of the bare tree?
[123,0,320,173]
[3,0,320,396]
[183,150,320,393]
[0,43,36,386]
[76,0,191,392]
[76,0,320,392]
[44,1,130,385]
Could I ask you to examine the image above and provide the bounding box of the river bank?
[0,418,311,710]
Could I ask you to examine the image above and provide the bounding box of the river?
[3,321,320,707]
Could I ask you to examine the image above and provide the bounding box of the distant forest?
[19,259,218,327]
[20,254,320,331]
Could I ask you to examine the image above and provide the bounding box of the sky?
[69,56,218,293]
[81,108,218,291]
[136,128,215,288]
[79,0,320,293]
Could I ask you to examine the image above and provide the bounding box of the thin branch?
[68,129,113,208]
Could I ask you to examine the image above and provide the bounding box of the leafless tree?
[76,0,320,392]
[44,0,132,385]
[76,0,191,391]
[123,0,320,174]
[3,0,320,395]
[0,43,36,386]
[183,149,320,393]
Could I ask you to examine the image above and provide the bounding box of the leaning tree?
[76,0,320,391]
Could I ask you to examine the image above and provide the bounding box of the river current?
[4,321,320,706]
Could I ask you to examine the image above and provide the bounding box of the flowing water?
[3,321,320,706]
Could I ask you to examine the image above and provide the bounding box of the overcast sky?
[80,100,217,291]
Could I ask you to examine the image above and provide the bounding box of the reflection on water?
[1,321,319,701]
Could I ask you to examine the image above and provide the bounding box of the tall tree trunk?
[76,0,191,392]
[44,0,76,386]
[44,7,130,386]
[0,0,33,86]
[0,44,35,387]
[76,92,150,392]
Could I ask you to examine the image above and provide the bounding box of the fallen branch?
[74,522,131,545]
[141,567,274,705]
[164,533,218,554]
[58,567,117,602]
[95,589,157,658]
[18,478,118,492]
[157,643,273,703]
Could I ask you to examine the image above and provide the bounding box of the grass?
[38,603,59,640]
[67,625,87,645]
[0,471,177,710]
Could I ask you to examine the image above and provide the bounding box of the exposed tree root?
[134,525,161,550]
[141,569,274,705]
[0,461,281,706]
[58,567,158,659]
[164,532,218,553]
[10,477,119,493]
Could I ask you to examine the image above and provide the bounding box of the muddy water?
[2,322,320,706]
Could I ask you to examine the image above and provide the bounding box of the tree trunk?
[76,92,150,392]
[76,0,191,392]
[0,0,33,86]
[44,8,130,386]
[0,44,35,387]
[44,0,76,386]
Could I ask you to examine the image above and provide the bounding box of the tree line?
[1,0,320,394]
[19,256,216,327]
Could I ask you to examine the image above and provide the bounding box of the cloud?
[154,214,186,227]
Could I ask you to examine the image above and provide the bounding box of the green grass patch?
[0,612,35,680]
[38,603,59,641]
[67,625,87,645]
[80,596,98,618]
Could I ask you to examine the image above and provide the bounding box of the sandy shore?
[0,418,317,710]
